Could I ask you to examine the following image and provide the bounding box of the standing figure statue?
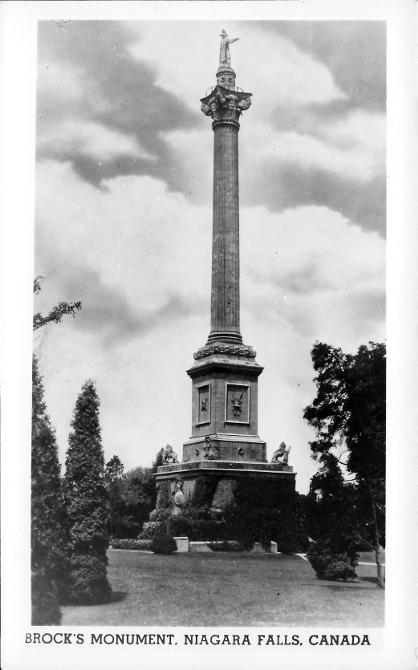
[171,479,186,516]
[271,442,291,465]
[219,29,239,68]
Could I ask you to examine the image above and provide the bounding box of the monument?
[153,32,296,521]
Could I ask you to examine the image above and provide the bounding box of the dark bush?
[32,569,62,626]
[155,480,172,511]
[139,521,165,540]
[66,554,112,604]
[150,530,177,554]
[207,541,241,552]
[167,516,191,538]
[307,540,358,581]
[222,501,308,553]
[188,519,226,541]
[111,538,152,551]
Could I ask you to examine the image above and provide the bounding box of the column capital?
[201,85,252,126]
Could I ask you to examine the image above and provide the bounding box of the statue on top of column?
[219,29,239,68]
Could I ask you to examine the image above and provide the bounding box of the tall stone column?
[203,66,251,345]
[210,111,241,343]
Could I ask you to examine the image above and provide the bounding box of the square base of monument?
[155,460,295,511]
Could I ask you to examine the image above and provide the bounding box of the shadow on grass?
[360,576,382,585]
[109,591,128,604]
[322,584,374,591]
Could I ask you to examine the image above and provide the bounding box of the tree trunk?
[365,477,385,588]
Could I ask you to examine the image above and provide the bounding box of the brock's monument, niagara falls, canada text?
[149,32,296,528]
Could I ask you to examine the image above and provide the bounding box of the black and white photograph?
[1,2,416,669]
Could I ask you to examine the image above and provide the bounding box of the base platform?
[155,460,296,512]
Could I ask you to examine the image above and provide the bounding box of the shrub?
[155,480,172,511]
[167,516,191,538]
[207,541,241,552]
[307,540,358,581]
[188,519,226,541]
[66,554,111,604]
[150,530,177,555]
[31,569,62,626]
[111,538,152,551]
[139,521,165,540]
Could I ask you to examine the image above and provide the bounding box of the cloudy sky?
[34,20,386,493]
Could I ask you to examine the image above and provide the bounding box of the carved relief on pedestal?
[203,435,219,460]
[225,383,250,424]
[171,479,186,516]
[197,384,211,425]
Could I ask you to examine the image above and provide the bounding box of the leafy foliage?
[64,380,111,604]
[33,276,82,331]
[151,447,165,472]
[304,341,386,586]
[111,538,152,551]
[306,454,363,543]
[307,540,358,581]
[150,527,177,555]
[105,462,156,539]
[31,356,68,624]
[104,455,124,484]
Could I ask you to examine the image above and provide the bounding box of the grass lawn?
[61,550,384,627]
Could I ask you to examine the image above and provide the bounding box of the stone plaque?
[225,383,250,424]
[197,384,210,425]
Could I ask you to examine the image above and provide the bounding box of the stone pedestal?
[155,459,295,517]
[173,537,189,553]
[184,347,265,463]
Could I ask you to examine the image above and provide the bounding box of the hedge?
[111,538,152,551]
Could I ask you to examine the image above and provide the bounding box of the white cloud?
[243,107,385,182]
[37,120,155,162]
[37,60,84,102]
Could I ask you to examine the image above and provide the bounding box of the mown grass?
[61,549,384,627]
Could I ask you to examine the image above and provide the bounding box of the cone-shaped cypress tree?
[31,356,68,624]
[64,380,111,604]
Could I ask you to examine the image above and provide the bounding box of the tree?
[31,357,68,624]
[304,341,386,587]
[105,461,156,539]
[152,447,165,472]
[305,453,364,580]
[33,276,81,331]
[104,455,124,485]
[31,275,82,620]
[64,380,111,604]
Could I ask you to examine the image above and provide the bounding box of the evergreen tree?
[31,356,68,624]
[64,380,111,604]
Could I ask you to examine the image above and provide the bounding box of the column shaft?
[208,120,241,344]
